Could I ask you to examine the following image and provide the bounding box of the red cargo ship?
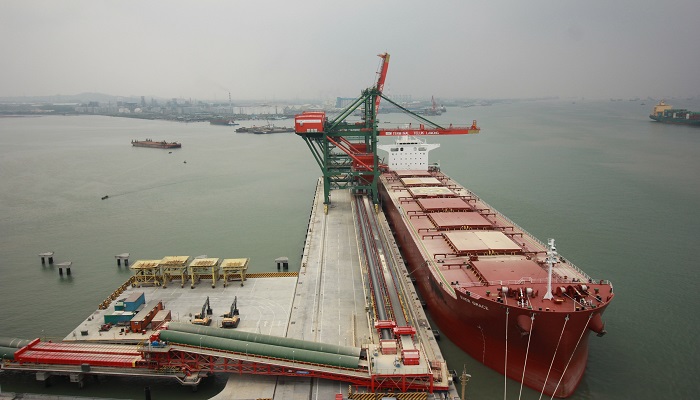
[377,136,613,398]
[294,52,613,397]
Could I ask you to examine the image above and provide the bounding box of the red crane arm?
[378,120,480,136]
[374,53,390,113]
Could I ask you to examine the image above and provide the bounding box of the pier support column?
[69,372,84,388]
[116,253,130,267]
[39,252,55,265]
[276,257,289,270]
[56,262,72,276]
[36,371,52,387]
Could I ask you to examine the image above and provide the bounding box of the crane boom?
[379,120,480,136]
[374,53,390,113]
[293,53,480,209]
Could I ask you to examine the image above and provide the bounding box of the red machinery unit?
[295,111,326,133]
[401,349,421,366]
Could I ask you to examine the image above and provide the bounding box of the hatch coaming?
[380,171,614,313]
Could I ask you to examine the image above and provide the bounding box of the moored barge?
[131,139,181,149]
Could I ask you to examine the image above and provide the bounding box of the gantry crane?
[294,53,480,212]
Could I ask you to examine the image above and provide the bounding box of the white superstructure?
[377,136,440,171]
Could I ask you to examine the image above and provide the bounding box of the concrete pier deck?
[212,180,459,399]
[9,179,460,399]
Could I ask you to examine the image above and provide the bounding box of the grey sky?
[2,0,699,101]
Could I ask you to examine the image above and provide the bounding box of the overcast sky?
[2,0,699,101]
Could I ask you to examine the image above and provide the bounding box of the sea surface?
[1,99,699,399]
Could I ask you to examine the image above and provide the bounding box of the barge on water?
[131,139,181,149]
[209,118,239,126]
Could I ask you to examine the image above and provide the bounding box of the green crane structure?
[294,53,480,213]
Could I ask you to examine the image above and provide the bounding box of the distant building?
[335,97,355,109]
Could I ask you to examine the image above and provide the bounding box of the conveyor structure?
[4,320,447,393]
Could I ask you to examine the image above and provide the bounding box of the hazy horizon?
[2,1,699,102]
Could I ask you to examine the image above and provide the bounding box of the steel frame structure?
[144,345,441,393]
[10,339,445,393]
[299,88,382,208]
[296,54,479,212]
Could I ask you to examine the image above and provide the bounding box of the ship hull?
[131,140,181,149]
[378,175,611,398]
[209,119,239,126]
[649,115,700,126]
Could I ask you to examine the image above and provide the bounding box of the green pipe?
[159,330,359,369]
[0,337,31,348]
[167,322,360,357]
[0,346,17,360]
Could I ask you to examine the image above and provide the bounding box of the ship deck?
[380,170,614,313]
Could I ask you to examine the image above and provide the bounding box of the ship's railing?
[457,276,612,289]
[398,200,457,298]
[458,186,594,282]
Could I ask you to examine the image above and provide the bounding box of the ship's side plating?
[649,100,700,125]
[377,163,613,398]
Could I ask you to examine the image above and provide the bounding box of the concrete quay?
[5,179,462,400]
[212,180,460,399]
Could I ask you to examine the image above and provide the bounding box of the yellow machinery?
[220,258,249,287]
[221,296,240,328]
[192,296,212,326]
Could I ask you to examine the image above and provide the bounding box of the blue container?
[123,292,145,312]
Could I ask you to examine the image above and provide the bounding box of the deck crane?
[294,53,480,212]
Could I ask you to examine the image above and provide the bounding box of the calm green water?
[1,100,699,399]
